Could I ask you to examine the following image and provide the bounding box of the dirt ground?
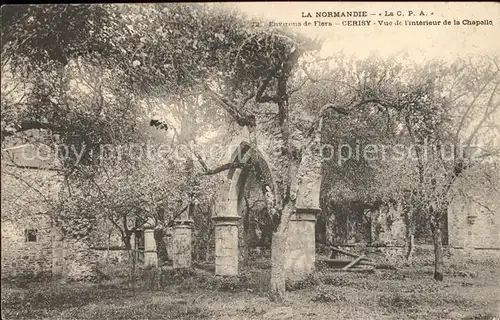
[2,258,499,320]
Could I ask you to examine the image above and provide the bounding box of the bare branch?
[455,71,499,141]
[165,205,189,228]
[465,80,499,149]
[201,162,248,175]
[288,77,310,96]
[203,83,256,127]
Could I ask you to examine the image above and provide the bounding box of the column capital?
[173,219,194,229]
[291,207,321,221]
[143,217,156,229]
[212,216,241,226]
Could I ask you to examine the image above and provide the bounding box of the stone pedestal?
[213,216,241,276]
[172,220,193,269]
[285,208,319,281]
[144,228,158,267]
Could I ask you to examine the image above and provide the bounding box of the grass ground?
[2,258,499,320]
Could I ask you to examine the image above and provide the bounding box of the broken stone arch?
[212,141,275,276]
[225,141,278,215]
[213,140,322,280]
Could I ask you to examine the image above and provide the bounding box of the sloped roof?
[2,143,60,170]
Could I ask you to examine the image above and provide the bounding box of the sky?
[222,2,500,63]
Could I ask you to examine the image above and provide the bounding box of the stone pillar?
[172,220,193,269]
[213,216,241,276]
[465,214,477,256]
[130,232,136,253]
[144,227,158,267]
[285,208,319,281]
[165,227,174,261]
[51,227,64,280]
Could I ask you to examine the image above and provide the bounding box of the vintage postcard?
[1,2,499,319]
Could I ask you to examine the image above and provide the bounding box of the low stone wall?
[60,238,97,281]
[92,247,129,264]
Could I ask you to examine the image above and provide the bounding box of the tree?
[292,52,499,280]
[2,4,285,285]
[411,56,499,280]
[361,55,499,279]
[117,4,324,300]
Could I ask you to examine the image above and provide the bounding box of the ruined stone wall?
[1,165,58,279]
[93,249,129,264]
[0,212,108,281]
[446,169,500,249]
[89,218,124,250]
[1,165,130,280]
[1,217,53,278]
[370,203,407,246]
[60,238,98,281]
[448,191,500,249]
[236,168,268,253]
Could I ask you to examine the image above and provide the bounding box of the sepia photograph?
[1,2,499,319]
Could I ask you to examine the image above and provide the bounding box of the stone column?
[465,213,477,257]
[144,227,158,267]
[165,227,174,261]
[285,208,319,281]
[213,216,241,276]
[51,227,64,280]
[130,232,136,253]
[172,220,193,269]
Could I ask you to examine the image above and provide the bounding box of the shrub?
[215,276,244,292]
[2,271,52,288]
[311,285,346,303]
[160,267,197,286]
[378,293,417,310]
[318,273,350,286]
[286,273,320,291]
[1,283,134,319]
[154,267,251,292]
[95,261,129,282]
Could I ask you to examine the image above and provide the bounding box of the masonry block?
[213,216,241,276]
[285,208,319,281]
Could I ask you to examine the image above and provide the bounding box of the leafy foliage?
[1,4,113,70]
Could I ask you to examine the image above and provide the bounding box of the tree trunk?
[326,211,335,246]
[243,229,250,267]
[406,234,415,261]
[242,196,251,267]
[269,227,287,301]
[430,220,444,281]
[124,235,137,289]
[205,229,212,262]
[404,209,415,262]
[269,203,294,302]
[154,228,168,263]
[105,231,111,260]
